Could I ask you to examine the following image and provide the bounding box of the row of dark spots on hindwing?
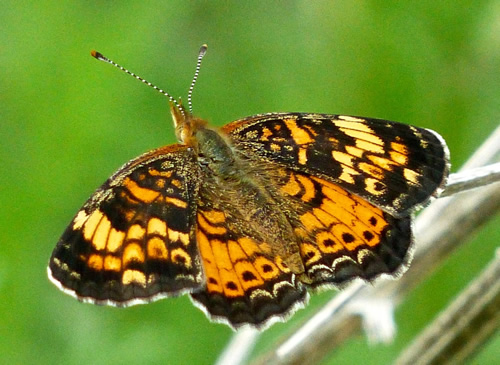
[277,167,392,276]
[196,211,280,297]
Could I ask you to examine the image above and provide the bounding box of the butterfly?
[48,45,449,330]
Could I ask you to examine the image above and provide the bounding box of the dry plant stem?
[395,250,500,365]
[440,162,500,197]
[218,126,500,365]
[215,327,260,365]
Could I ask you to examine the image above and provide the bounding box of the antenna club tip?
[199,44,208,56]
[90,50,106,61]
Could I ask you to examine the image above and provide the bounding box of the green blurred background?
[2,1,499,364]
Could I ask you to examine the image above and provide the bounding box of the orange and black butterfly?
[48,45,449,330]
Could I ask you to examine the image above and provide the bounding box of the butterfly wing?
[223,113,449,217]
[189,201,308,329]
[274,168,413,287]
[48,144,204,305]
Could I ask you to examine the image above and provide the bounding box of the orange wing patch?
[195,210,280,298]
[277,170,408,287]
[191,208,307,328]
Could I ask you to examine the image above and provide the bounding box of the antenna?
[90,49,184,113]
[187,44,208,114]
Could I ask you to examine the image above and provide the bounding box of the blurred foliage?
[1,1,499,364]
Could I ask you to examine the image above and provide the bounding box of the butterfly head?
[171,101,208,146]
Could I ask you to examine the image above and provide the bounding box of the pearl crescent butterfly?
[48,45,449,330]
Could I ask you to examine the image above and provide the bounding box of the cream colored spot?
[298,147,307,165]
[171,247,192,268]
[168,228,190,246]
[147,217,167,237]
[331,256,357,271]
[391,141,408,155]
[337,122,374,136]
[332,150,354,167]
[390,151,409,166]
[359,162,384,179]
[107,228,125,253]
[367,155,396,170]
[123,243,145,265]
[345,145,364,158]
[147,237,168,259]
[122,269,146,286]
[337,116,365,123]
[83,210,103,241]
[244,130,258,139]
[72,210,89,230]
[357,249,374,264]
[70,271,81,280]
[365,178,386,196]
[92,215,111,251]
[338,165,359,184]
[355,139,385,154]
[127,224,146,241]
[404,168,420,184]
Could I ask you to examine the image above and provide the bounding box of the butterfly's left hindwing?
[223,113,449,216]
[48,145,204,305]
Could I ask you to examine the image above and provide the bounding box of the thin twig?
[215,327,260,365]
[395,250,500,365]
[440,162,500,197]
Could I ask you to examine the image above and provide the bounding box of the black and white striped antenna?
[187,44,208,114]
[90,44,208,116]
